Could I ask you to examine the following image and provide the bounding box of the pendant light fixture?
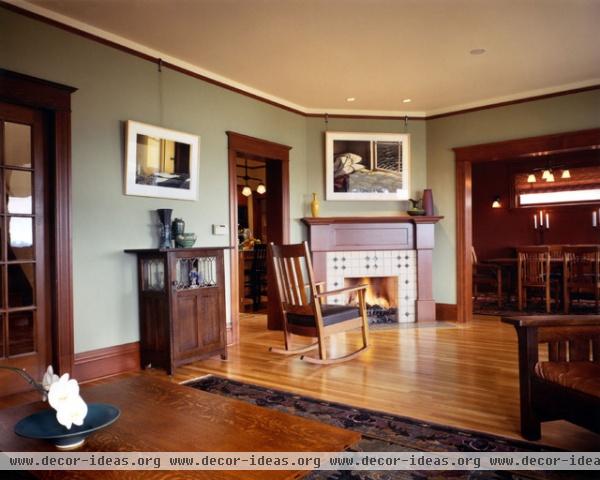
[241,159,252,197]
[256,183,266,194]
[492,196,501,208]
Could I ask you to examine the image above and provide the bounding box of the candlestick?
[593,211,597,227]
[534,214,538,229]
[545,213,549,229]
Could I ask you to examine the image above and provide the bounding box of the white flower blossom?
[55,395,88,430]
[42,365,59,397]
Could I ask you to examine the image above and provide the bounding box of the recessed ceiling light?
[470,48,486,55]
[402,98,412,103]
[346,97,356,102]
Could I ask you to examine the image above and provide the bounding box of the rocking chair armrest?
[502,315,600,328]
[315,284,368,298]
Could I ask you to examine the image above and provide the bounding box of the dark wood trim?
[454,128,600,323]
[227,132,291,339]
[3,2,598,122]
[435,303,457,321]
[428,85,600,120]
[0,69,76,374]
[72,341,140,384]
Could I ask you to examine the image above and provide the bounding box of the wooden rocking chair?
[268,242,369,365]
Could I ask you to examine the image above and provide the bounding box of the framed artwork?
[125,120,199,200]
[325,132,410,200]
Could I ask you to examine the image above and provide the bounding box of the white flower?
[55,395,88,430]
[48,373,79,410]
[47,373,88,429]
[42,365,59,393]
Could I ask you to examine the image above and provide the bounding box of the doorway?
[454,128,600,323]
[227,132,290,344]
[0,69,75,395]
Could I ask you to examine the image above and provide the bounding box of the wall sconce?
[492,196,501,208]
[593,208,600,227]
[561,169,571,179]
[527,174,536,183]
[541,169,551,180]
[533,210,550,229]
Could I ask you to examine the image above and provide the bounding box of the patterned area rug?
[186,376,587,480]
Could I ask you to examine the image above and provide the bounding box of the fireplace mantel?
[302,215,443,323]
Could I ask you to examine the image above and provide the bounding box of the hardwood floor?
[1,313,597,451]
[145,313,600,451]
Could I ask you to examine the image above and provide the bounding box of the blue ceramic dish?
[14,403,120,450]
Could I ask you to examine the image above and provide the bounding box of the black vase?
[157,209,173,249]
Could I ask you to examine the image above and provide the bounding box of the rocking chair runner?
[268,242,369,365]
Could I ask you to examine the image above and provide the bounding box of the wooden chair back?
[563,246,600,289]
[251,244,268,274]
[268,242,316,318]
[517,246,551,287]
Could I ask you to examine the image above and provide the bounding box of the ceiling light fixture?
[402,98,412,103]
[346,97,355,102]
[241,186,252,197]
[470,48,486,55]
[256,183,266,195]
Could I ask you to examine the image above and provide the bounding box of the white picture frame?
[125,120,199,201]
[325,131,410,201]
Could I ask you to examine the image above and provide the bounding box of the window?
[513,165,600,207]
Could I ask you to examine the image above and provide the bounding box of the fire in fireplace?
[344,276,398,324]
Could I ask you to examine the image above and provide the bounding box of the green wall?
[2,7,599,352]
[427,90,600,304]
[1,8,310,353]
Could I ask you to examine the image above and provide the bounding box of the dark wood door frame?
[454,128,600,323]
[0,69,76,373]
[227,131,291,344]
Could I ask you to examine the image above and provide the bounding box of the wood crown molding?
[72,342,140,384]
[2,2,599,121]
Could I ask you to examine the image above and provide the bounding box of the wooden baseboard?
[436,303,457,321]
[73,342,140,383]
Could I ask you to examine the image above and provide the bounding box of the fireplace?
[345,277,398,325]
[302,216,443,323]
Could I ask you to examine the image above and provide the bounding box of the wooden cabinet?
[125,247,228,374]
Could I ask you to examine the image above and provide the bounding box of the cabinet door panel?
[198,290,222,350]
[175,295,200,355]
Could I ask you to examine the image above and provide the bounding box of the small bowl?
[14,403,120,450]
[406,208,426,216]
[176,233,197,248]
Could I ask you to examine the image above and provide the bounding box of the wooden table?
[0,376,360,479]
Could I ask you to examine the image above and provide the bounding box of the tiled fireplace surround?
[325,250,417,323]
[302,216,442,323]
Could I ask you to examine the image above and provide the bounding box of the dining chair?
[268,241,369,365]
[563,246,600,313]
[517,246,559,313]
[244,244,268,310]
[471,247,503,307]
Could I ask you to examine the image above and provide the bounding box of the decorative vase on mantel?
[422,189,434,216]
[157,209,173,249]
[310,193,320,217]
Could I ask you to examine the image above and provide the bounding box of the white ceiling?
[16,0,600,116]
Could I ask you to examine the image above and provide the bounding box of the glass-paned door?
[0,102,49,395]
